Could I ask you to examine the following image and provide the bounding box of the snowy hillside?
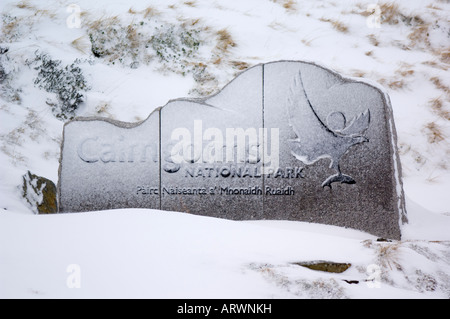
[0,0,449,299]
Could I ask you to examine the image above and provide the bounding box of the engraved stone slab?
[58,61,407,239]
[263,61,406,239]
[58,111,160,212]
[160,65,264,218]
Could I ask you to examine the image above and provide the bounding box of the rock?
[376,238,393,242]
[293,261,352,273]
[58,61,407,239]
[22,171,57,214]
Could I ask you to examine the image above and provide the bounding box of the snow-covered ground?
[0,0,449,298]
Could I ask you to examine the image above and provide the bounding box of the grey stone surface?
[58,60,407,239]
[160,65,264,218]
[263,61,406,239]
[58,110,160,212]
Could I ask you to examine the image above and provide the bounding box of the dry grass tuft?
[87,15,120,31]
[364,240,403,271]
[272,0,297,13]
[216,29,236,52]
[408,24,430,48]
[359,4,375,17]
[177,17,204,29]
[184,1,197,7]
[423,122,445,144]
[1,109,48,165]
[128,7,138,15]
[375,3,430,49]
[429,97,450,121]
[330,20,349,33]
[362,3,426,30]
[34,9,57,19]
[421,60,448,71]
[16,1,34,9]
[440,51,450,64]
[367,34,379,46]
[126,6,159,17]
[126,24,139,49]
[94,101,114,118]
[190,18,201,26]
[71,36,91,54]
[1,19,19,41]
[320,17,349,33]
[351,70,365,78]
[143,6,159,18]
[398,69,414,77]
[282,0,297,12]
[388,80,406,90]
[379,2,401,25]
[430,77,450,101]
[395,64,415,77]
[377,243,402,270]
[430,77,448,91]
[230,60,250,71]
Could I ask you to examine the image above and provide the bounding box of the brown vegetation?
[320,17,349,33]
[423,122,445,144]
[216,29,236,52]
[429,97,450,121]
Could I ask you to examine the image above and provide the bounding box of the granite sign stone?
[58,61,407,239]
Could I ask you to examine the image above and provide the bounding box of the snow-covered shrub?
[88,17,150,67]
[85,14,250,97]
[33,53,88,120]
[150,24,200,66]
[89,19,131,59]
[1,14,21,42]
[0,46,22,103]
[88,17,204,74]
[0,46,9,83]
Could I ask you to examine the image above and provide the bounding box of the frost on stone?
[287,71,370,188]
[22,171,57,214]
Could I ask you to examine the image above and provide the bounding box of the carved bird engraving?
[288,72,370,188]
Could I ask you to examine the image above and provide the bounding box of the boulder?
[293,261,352,273]
[22,171,57,214]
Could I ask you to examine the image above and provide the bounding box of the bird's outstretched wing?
[340,109,370,136]
[288,72,338,165]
